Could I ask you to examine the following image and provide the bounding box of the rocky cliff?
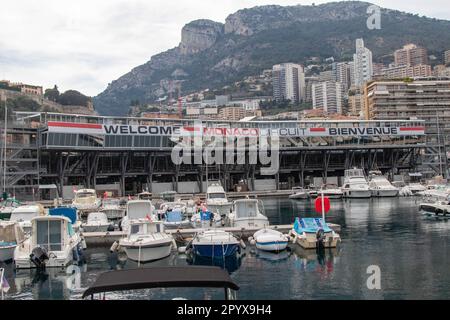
[94,1,450,115]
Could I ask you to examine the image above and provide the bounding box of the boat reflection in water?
[254,248,292,263]
[186,253,242,274]
[291,245,340,276]
[13,264,87,300]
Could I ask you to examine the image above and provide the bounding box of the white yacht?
[288,187,309,200]
[206,183,233,218]
[119,220,173,263]
[227,198,269,229]
[72,189,101,213]
[100,198,125,220]
[10,204,43,234]
[341,168,371,198]
[82,212,111,233]
[368,171,399,197]
[0,221,26,262]
[320,184,344,199]
[14,215,84,269]
[120,200,157,232]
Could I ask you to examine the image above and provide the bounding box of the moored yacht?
[14,215,84,269]
[10,204,44,234]
[368,171,399,197]
[206,183,233,218]
[119,219,173,263]
[341,168,371,198]
[100,198,125,220]
[189,229,240,258]
[289,217,341,249]
[288,187,309,200]
[120,200,157,232]
[72,189,101,214]
[320,184,344,199]
[227,198,269,229]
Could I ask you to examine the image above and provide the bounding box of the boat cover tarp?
[166,210,183,222]
[82,266,239,298]
[294,217,332,234]
[49,207,77,224]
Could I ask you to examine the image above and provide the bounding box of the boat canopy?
[234,199,258,219]
[165,210,183,222]
[294,218,332,234]
[0,222,25,244]
[127,200,153,220]
[49,207,77,224]
[82,266,239,299]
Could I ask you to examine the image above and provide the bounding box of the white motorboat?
[119,219,173,263]
[190,208,223,229]
[320,184,344,199]
[9,204,44,234]
[101,198,125,220]
[189,229,240,258]
[289,187,309,200]
[82,212,111,233]
[0,198,21,220]
[252,228,289,252]
[72,189,101,213]
[419,200,450,217]
[0,221,26,262]
[206,183,233,218]
[368,171,399,197]
[289,217,341,249]
[228,198,269,229]
[120,200,157,232]
[341,168,372,198]
[14,215,85,269]
[408,183,427,194]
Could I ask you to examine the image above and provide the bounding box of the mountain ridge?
[94,1,450,116]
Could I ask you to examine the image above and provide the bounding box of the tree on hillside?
[58,90,90,107]
[44,85,60,102]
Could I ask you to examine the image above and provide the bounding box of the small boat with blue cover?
[163,209,191,229]
[190,229,240,258]
[289,217,341,249]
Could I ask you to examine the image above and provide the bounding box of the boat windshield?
[103,199,120,206]
[76,192,95,198]
[36,220,63,251]
[235,201,258,218]
[209,193,226,199]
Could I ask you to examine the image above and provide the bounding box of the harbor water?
[1,197,449,300]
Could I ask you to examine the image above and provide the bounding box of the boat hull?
[322,193,343,199]
[371,189,399,197]
[122,241,172,262]
[192,243,240,258]
[101,208,125,220]
[256,240,288,252]
[290,230,340,249]
[0,245,16,262]
[230,218,269,229]
[289,193,309,200]
[343,189,371,198]
[163,220,191,230]
[0,212,12,220]
[82,224,110,233]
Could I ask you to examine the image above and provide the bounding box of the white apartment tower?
[353,38,373,87]
[272,63,306,104]
[312,81,343,114]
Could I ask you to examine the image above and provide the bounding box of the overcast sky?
[0,0,449,96]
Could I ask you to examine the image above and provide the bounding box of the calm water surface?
[1,197,449,300]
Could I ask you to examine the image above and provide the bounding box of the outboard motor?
[30,246,49,269]
[316,228,325,251]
